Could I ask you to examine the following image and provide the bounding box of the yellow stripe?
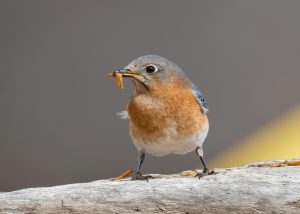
[209,104,300,168]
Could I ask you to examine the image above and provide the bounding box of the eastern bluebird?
[110,55,211,180]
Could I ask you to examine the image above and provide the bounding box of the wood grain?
[0,159,299,213]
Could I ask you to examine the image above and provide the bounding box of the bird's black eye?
[145,65,158,74]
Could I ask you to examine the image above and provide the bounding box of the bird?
[110,55,212,180]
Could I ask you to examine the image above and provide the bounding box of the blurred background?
[1,0,299,191]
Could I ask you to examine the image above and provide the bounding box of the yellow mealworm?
[114,169,132,180]
[116,73,124,89]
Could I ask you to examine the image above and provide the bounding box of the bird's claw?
[195,169,215,179]
[131,172,154,181]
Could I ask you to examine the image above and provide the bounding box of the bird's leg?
[131,152,153,181]
[195,147,215,179]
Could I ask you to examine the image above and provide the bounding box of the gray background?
[1,0,300,191]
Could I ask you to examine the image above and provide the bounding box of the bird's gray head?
[114,55,191,93]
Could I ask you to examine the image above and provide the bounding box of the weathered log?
[0,159,300,213]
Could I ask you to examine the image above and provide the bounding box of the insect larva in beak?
[116,73,124,89]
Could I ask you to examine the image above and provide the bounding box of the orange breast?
[128,80,208,144]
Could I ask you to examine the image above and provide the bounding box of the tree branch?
[1,159,300,213]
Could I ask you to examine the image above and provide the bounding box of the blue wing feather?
[192,86,209,114]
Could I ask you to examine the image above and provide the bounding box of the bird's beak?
[107,69,148,90]
[107,69,143,80]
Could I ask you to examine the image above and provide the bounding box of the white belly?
[130,125,209,156]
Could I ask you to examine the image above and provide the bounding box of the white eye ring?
[145,64,158,74]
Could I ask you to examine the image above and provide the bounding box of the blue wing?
[192,86,209,114]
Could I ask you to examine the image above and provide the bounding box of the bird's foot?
[131,172,154,181]
[195,169,215,179]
